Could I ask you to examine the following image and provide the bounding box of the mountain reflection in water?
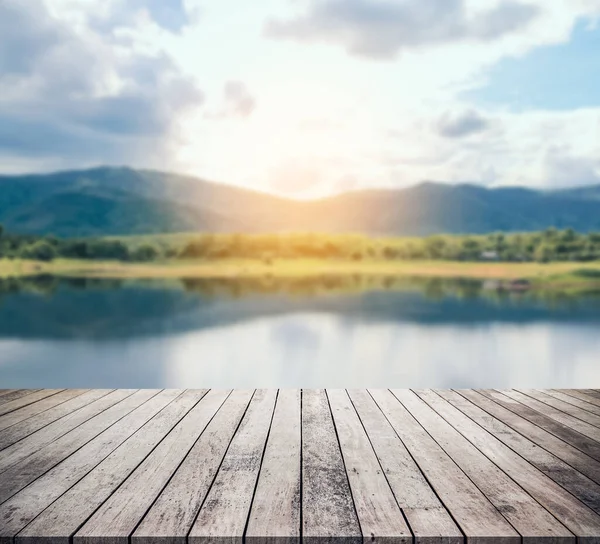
[0,274,599,389]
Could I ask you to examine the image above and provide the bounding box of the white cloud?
[0,0,203,172]
[264,0,541,60]
[1,0,599,194]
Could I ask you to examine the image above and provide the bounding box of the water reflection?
[0,275,599,388]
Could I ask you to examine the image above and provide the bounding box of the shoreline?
[2,258,600,291]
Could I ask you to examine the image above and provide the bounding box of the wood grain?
[0,390,176,541]
[132,390,254,544]
[19,390,212,544]
[455,389,600,486]
[187,389,278,544]
[370,389,519,544]
[74,390,225,544]
[0,389,113,452]
[0,389,88,432]
[395,389,574,542]
[301,389,361,544]
[246,389,301,544]
[348,389,462,544]
[0,389,156,504]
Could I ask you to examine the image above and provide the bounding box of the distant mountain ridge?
[1,166,599,237]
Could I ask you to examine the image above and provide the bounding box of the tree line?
[1,224,600,263]
[0,225,159,262]
[177,229,600,263]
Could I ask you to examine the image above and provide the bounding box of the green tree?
[20,241,57,262]
[87,240,130,261]
[561,228,577,243]
[460,238,481,260]
[424,236,447,259]
[534,243,555,263]
[131,244,159,262]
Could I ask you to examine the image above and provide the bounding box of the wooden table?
[1,388,600,543]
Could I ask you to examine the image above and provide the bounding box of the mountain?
[1,166,600,237]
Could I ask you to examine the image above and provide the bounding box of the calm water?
[0,275,599,389]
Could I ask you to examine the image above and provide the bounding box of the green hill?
[1,166,599,237]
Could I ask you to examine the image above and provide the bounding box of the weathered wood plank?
[18,390,213,544]
[74,390,229,544]
[246,389,301,544]
[132,390,254,544]
[0,389,116,455]
[558,390,600,409]
[326,389,412,542]
[415,389,600,540]
[545,390,600,417]
[500,389,600,442]
[0,390,41,406]
[301,389,362,544]
[187,389,278,544]
[436,389,600,515]
[369,389,518,544]
[0,389,64,417]
[583,390,600,400]
[392,390,573,542]
[0,389,113,451]
[328,389,412,544]
[521,390,600,428]
[479,390,600,460]
[302,390,363,544]
[0,389,132,474]
[348,390,462,544]
[457,390,600,486]
[0,389,157,504]
[0,389,177,542]
[0,389,88,432]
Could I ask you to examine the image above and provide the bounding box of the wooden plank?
[545,390,600,417]
[583,390,600,400]
[0,389,157,504]
[0,389,64,417]
[246,389,301,544]
[187,389,278,544]
[369,389,518,544]
[558,390,600,409]
[414,389,600,539]
[328,389,412,544]
[0,389,88,432]
[500,389,600,442]
[457,390,600,486]
[392,390,574,542]
[0,390,179,543]
[21,389,212,544]
[300,389,361,544]
[0,389,132,474]
[0,390,41,406]
[0,389,113,451]
[74,389,230,544]
[348,390,462,544]
[521,390,600,428]
[132,390,254,544]
[436,389,600,515]
[479,390,600,460]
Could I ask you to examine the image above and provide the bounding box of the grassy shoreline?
[2,258,600,290]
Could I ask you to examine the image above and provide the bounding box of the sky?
[1,0,599,198]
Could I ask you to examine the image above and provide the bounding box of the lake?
[0,275,599,389]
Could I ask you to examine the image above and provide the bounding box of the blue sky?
[466,18,600,111]
[0,0,599,197]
